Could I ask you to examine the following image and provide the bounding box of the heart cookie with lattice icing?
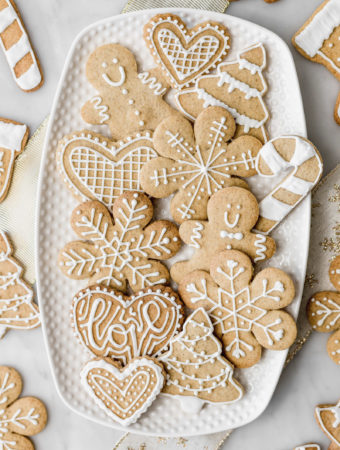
[144,14,230,89]
[81,357,165,425]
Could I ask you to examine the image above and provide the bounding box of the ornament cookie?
[140,106,262,224]
[255,136,323,235]
[170,187,276,283]
[176,43,269,143]
[159,308,243,413]
[292,0,340,81]
[143,13,230,89]
[71,285,184,365]
[0,366,47,449]
[81,357,165,426]
[315,400,340,447]
[0,0,43,91]
[178,250,296,368]
[56,130,158,210]
[0,231,40,339]
[58,192,180,291]
[81,44,180,139]
[0,118,28,203]
[307,255,340,365]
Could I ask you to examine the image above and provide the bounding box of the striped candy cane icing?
[0,0,42,91]
[255,136,323,234]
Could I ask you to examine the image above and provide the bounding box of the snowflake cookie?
[170,186,276,284]
[81,43,180,139]
[159,308,243,413]
[0,366,47,449]
[58,191,181,292]
[178,249,297,368]
[315,399,340,448]
[307,255,340,365]
[140,106,263,224]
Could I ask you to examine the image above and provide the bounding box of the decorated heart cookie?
[58,191,180,291]
[56,130,158,210]
[81,357,165,426]
[178,250,296,368]
[143,13,230,89]
[315,400,340,447]
[71,285,184,365]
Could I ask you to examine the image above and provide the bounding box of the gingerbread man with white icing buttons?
[81,43,180,139]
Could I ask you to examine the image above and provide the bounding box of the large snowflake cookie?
[178,249,297,368]
[58,191,181,292]
[170,186,276,284]
[143,13,230,89]
[315,399,340,448]
[71,284,184,365]
[159,308,243,413]
[0,231,40,339]
[56,130,158,210]
[140,106,263,224]
[81,43,180,139]
[0,366,47,449]
[176,43,269,143]
[307,255,340,365]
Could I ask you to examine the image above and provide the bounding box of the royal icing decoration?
[71,285,184,365]
[176,43,269,143]
[81,357,165,426]
[0,0,42,91]
[56,130,158,210]
[159,308,243,412]
[255,136,323,235]
[144,13,230,89]
[137,72,167,96]
[58,192,181,292]
[140,106,263,224]
[0,231,40,339]
[179,250,296,368]
[315,400,340,446]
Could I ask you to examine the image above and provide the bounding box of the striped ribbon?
[122,0,229,13]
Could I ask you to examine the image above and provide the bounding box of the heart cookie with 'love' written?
[144,14,230,89]
[71,285,184,365]
[81,357,165,425]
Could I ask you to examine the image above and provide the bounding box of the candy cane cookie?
[0,0,43,91]
[255,136,323,234]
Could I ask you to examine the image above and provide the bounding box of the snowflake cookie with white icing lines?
[56,130,158,210]
[58,191,181,292]
[143,13,230,89]
[176,43,269,143]
[159,307,243,413]
[140,106,263,224]
[0,366,47,449]
[315,399,340,448]
[178,249,297,368]
[307,255,340,365]
[81,43,180,139]
[170,186,276,284]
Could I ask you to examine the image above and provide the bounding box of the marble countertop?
[0,0,339,449]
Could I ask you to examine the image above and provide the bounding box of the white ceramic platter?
[36,8,309,437]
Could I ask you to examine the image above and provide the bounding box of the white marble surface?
[0,0,339,449]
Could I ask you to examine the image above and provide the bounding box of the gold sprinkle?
[305,273,318,288]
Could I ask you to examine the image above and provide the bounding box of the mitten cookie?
[56,130,158,210]
[159,308,243,413]
[81,44,180,139]
[315,400,340,447]
[58,192,180,292]
[143,14,230,89]
[170,186,276,283]
[0,231,40,339]
[178,250,296,368]
[307,255,340,365]
[0,118,28,203]
[81,357,165,426]
[0,366,47,449]
[71,285,184,365]
[140,106,263,224]
[176,43,269,143]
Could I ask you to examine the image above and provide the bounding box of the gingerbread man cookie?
[81,44,180,139]
[315,400,340,448]
[178,250,297,368]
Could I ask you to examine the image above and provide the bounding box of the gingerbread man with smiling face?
[81,44,180,140]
